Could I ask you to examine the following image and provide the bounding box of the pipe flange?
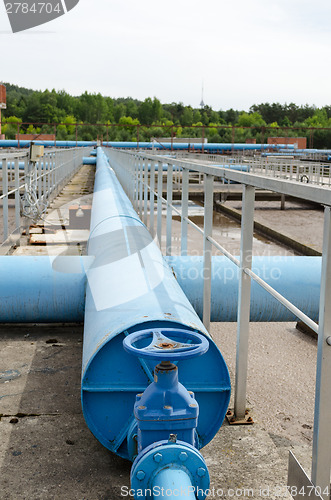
[131,440,210,499]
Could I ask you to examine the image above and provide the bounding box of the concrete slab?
[224,199,324,254]
[29,230,89,245]
[13,245,81,256]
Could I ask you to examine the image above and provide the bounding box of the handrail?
[104,147,331,499]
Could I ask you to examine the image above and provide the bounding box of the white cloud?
[0,0,331,110]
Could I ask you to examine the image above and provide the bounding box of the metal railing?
[105,148,331,500]
[175,152,331,187]
[0,147,88,253]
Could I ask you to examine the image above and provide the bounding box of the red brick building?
[267,137,307,149]
[15,134,56,141]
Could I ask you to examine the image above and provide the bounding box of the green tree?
[2,116,22,139]
[237,112,266,128]
[114,103,126,123]
[181,107,194,126]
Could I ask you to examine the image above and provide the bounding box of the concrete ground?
[0,162,321,499]
[224,199,324,254]
[0,322,315,499]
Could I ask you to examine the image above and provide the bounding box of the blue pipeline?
[0,140,96,148]
[4,140,331,155]
[102,141,280,152]
[0,158,93,169]
[81,148,230,459]
[0,139,300,153]
[0,255,321,323]
[261,152,303,157]
[142,163,250,173]
[167,256,321,322]
[0,256,87,322]
[0,161,52,170]
[0,161,25,169]
[82,157,96,165]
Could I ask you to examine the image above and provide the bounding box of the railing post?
[47,154,51,198]
[43,154,47,204]
[157,161,163,246]
[134,156,139,211]
[139,158,143,218]
[14,157,20,234]
[149,161,155,237]
[202,174,214,331]
[181,168,189,256]
[166,163,173,256]
[234,184,255,419]
[2,158,8,242]
[38,158,42,200]
[144,159,148,226]
[311,206,331,499]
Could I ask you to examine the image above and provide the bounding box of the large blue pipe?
[82,157,96,165]
[0,255,321,323]
[167,256,321,322]
[0,256,87,322]
[81,148,230,459]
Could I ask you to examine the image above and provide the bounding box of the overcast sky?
[1,0,331,111]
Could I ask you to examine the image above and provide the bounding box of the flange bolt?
[197,467,206,477]
[153,453,163,463]
[136,470,145,481]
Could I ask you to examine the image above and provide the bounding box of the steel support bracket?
[226,408,254,425]
[288,452,324,500]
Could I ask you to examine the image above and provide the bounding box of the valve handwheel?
[123,328,209,361]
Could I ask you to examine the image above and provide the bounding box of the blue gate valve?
[123,328,211,499]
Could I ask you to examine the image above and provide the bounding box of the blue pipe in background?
[0,139,297,152]
[0,256,321,323]
[0,158,94,169]
[168,256,321,322]
[0,161,53,170]
[0,161,26,169]
[82,157,96,165]
[0,140,96,148]
[0,256,87,322]
[81,148,230,459]
[2,139,331,156]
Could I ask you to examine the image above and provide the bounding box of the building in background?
[15,134,56,141]
[268,136,307,149]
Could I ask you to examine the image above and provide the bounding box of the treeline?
[3,83,331,147]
